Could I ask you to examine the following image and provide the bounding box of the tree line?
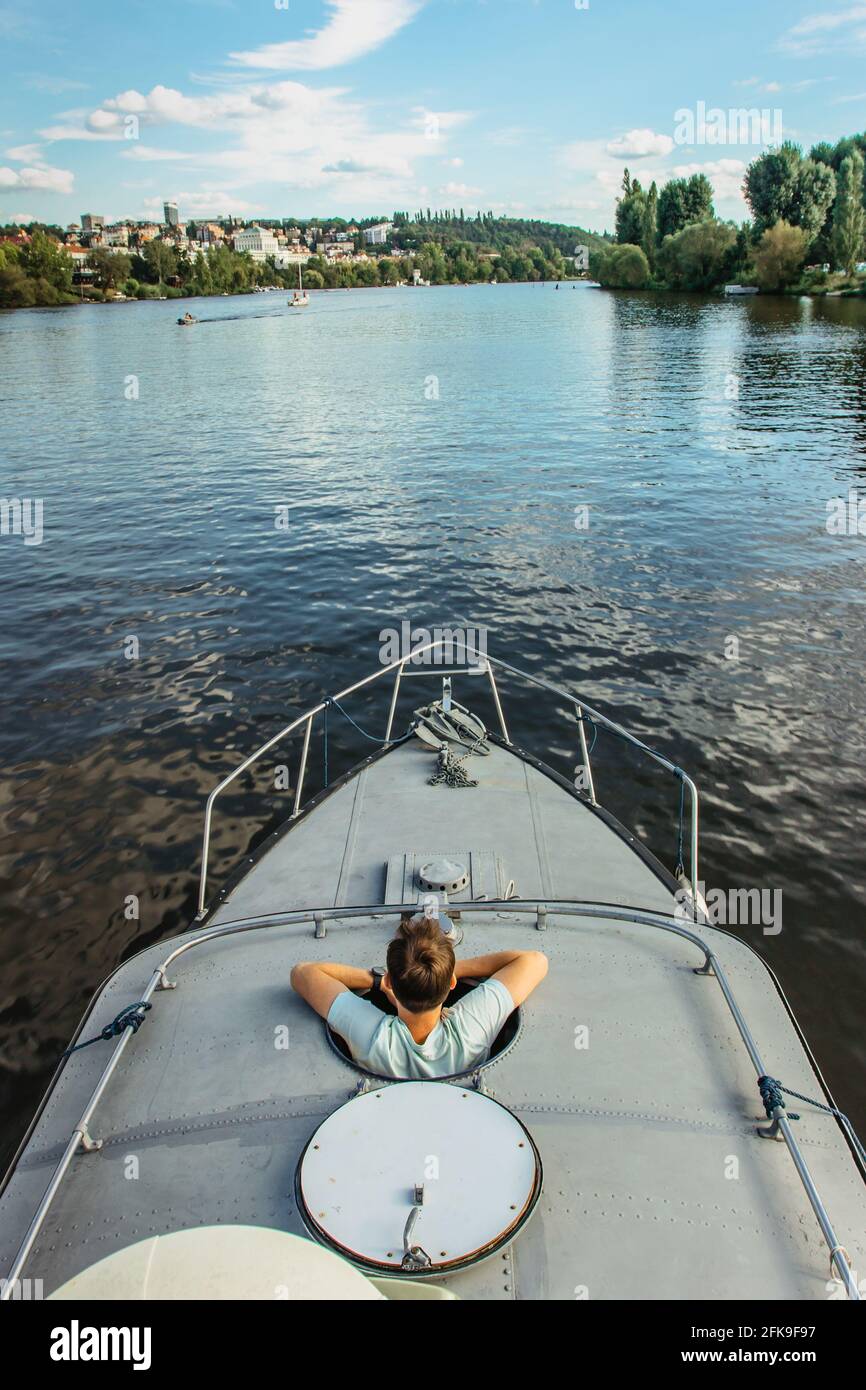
[0,212,608,308]
[591,134,866,293]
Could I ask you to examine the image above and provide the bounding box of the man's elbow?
[290,962,313,993]
[528,950,549,980]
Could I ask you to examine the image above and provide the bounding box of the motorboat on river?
[1,640,863,1301]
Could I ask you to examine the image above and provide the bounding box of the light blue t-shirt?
[327,979,514,1079]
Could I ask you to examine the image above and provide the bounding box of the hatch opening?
[326,979,522,1078]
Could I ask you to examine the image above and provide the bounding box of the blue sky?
[2,0,866,231]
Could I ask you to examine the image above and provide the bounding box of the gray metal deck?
[1,738,864,1300]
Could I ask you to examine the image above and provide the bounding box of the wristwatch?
[369,966,386,990]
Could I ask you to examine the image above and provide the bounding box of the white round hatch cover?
[297,1083,541,1274]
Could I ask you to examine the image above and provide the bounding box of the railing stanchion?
[292,715,313,819]
[576,703,597,805]
[486,661,510,742]
[197,791,217,916]
[385,659,405,745]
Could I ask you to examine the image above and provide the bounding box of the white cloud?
[26,75,89,95]
[606,128,674,158]
[5,143,46,162]
[229,0,425,70]
[39,123,124,141]
[671,158,747,205]
[121,145,197,161]
[0,162,74,193]
[46,79,472,213]
[11,211,36,223]
[778,4,866,55]
[734,76,828,93]
[142,190,260,216]
[441,181,481,197]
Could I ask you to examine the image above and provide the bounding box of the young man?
[291,914,548,1079]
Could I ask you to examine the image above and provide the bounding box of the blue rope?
[673,767,686,877]
[758,1074,799,1121]
[63,1002,151,1057]
[576,711,598,754]
[322,698,415,789]
[758,1076,866,1174]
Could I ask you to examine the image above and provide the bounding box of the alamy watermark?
[1,1277,44,1299]
[1,497,43,545]
[378,623,488,670]
[826,488,866,536]
[50,1322,151,1370]
[674,101,783,147]
[675,881,782,935]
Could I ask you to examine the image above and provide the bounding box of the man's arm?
[455,949,548,1008]
[290,961,375,1020]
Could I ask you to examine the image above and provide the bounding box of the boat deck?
[2,739,863,1299]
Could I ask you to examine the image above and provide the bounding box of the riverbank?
[591,278,866,299]
[2,275,590,312]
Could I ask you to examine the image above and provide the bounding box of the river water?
[1,282,865,1165]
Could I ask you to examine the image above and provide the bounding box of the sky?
[1,0,866,233]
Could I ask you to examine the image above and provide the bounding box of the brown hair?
[386,916,455,1014]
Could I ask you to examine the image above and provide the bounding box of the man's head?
[385,915,456,1014]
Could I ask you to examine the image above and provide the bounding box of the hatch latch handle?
[401,1184,433,1271]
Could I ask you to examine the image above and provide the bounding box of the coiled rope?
[63,1002,151,1057]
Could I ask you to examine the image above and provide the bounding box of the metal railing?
[1,898,859,1301]
[196,641,700,918]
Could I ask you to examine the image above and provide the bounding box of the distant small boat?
[724,284,759,296]
[177,313,198,326]
[289,263,310,308]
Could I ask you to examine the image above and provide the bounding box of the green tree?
[616,175,646,245]
[88,248,132,291]
[589,243,650,289]
[21,231,73,293]
[657,220,737,290]
[143,238,178,285]
[641,181,658,270]
[752,221,808,291]
[656,175,714,240]
[831,149,865,276]
[743,142,836,242]
[809,142,836,167]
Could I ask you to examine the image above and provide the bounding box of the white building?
[233,225,280,262]
[363,222,394,246]
[274,249,311,270]
[103,226,130,248]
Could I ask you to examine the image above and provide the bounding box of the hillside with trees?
[0,210,609,308]
[591,134,866,296]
